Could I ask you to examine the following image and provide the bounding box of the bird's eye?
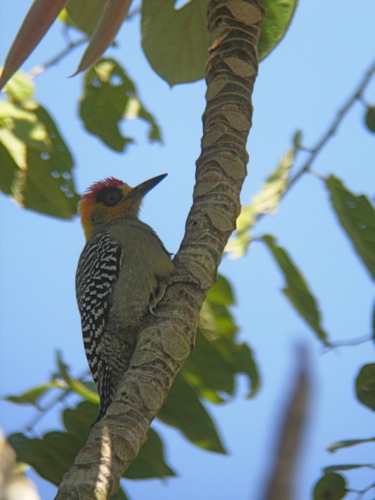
[102,189,122,207]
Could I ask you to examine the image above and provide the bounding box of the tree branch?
[56,1,265,498]
[287,57,375,191]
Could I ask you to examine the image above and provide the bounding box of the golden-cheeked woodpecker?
[76,174,174,422]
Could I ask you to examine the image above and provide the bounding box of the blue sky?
[1,1,375,499]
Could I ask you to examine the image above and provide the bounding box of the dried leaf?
[73,0,133,76]
[0,0,68,89]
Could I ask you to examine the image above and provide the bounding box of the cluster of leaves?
[224,134,375,498]
[0,73,79,219]
[226,149,375,342]
[1,0,374,498]
[0,0,299,494]
[0,59,161,218]
[225,143,375,498]
[5,274,258,498]
[0,0,297,215]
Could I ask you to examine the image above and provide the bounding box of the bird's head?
[79,174,167,239]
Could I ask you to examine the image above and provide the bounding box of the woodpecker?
[76,174,174,423]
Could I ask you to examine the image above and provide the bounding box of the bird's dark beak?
[128,173,167,200]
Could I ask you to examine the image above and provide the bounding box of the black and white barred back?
[76,230,122,414]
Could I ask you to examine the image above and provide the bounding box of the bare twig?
[287,58,375,191]
[27,36,88,80]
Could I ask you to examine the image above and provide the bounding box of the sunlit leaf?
[225,205,256,258]
[327,437,375,453]
[80,58,161,151]
[326,175,375,281]
[3,71,35,102]
[226,150,294,258]
[206,299,238,338]
[4,381,64,408]
[356,363,375,410]
[0,125,27,169]
[252,150,294,215]
[259,0,299,60]
[158,375,226,454]
[262,235,330,346]
[313,472,346,500]
[56,351,99,404]
[0,98,79,219]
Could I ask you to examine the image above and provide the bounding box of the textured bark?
[56,1,265,498]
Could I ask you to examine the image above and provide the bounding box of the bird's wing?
[76,231,123,385]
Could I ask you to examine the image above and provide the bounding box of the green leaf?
[226,150,294,258]
[8,432,81,486]
[326,175,375,281]
[183,329,235,400]
[0,102,79,219]
[327,437,375,453]
[200,294,238,341]
[356,363,375,410]
[364,106,375,133]
[185,273,259,400]
[0,141,19,195]
[80,58,161,151]
[323,464,373,473]
[207,274,236,306]
[63,0,105,35]
[125,429,176,480]
[313,472,347,500]
[56,351,99,404]
[262,235,330,346]
[111,489,129,500]
[252,149,294,215]
[4,381,64,408]
[63,402,175,480]
[3,71,35,102]
[141,0,209,86]
[141,0,297,85]
[259,0,299,60]
[158,375,226,454]
[232,341,260,398]
[225,205,256,258]
[63,401,97,441]
[184,328,259,400]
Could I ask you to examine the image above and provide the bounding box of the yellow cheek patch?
[79,192,141,240]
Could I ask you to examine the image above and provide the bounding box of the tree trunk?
[56,0,265,497]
